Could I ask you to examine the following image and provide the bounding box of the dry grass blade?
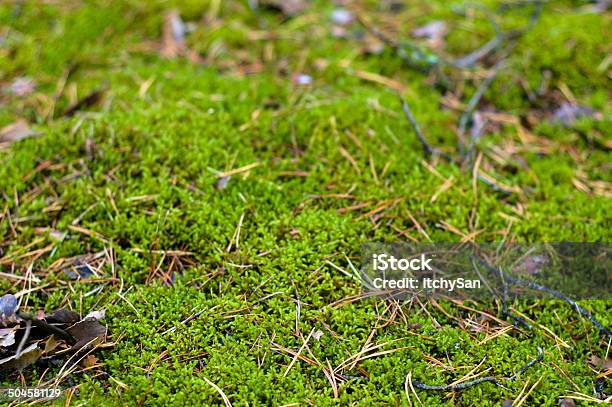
[203,376,233,407]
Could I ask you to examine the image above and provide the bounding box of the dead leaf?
[0,294,19,326]
[83,354,98,368]
[0,120,37,147]
[0,342,42,371]
[0,327,16,347]
[42,335,61,353]
[63,261,95,280]
[46,309,79,325]
[67,319,107,351]
[312,329,324,341]
[0,335,61,371]
[589,355,612,371]
[85,310,106,320]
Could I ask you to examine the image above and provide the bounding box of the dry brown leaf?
[83,354,98,368]
[46,309,80,325]
[67,319,107,351]
[0,342,42,371]
[589,355,612,371]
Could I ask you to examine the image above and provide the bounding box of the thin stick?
[475,257,612,339]
[459,48,511,147]
[356,15,436,72]
[284,328,314,377]
[203,376,232,407]
[414,375,507,392]
[15,319,32,357]
[413,347,544,392]
[400,97,453,162]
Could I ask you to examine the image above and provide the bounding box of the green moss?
[0,0,610,405]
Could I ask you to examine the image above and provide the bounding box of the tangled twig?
[400,97,453,162]
[413,347,544,392]
[475,257,612,339]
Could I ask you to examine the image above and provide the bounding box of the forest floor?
[0,0,610,405]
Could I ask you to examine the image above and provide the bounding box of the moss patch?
[1,0,610,405]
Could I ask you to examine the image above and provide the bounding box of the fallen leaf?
[0,120,37,147]
[0,294,19,326]
[589,355,612,371]
[83,354,98,368]
[0,342,42,371]
[63,261,95,280]
[312,329,324,341]
[0,327,16,347]
[42,335,61,353]
[85,309,106,320]
[46,309,79,325]
[67,319,107,351]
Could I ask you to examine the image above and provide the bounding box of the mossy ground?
[0,0,610,405]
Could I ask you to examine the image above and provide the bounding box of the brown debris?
[0,120,38,149]
[160,9,203,63]
[67,319,108,351]
[64,87,105,117]
[161,9,187,58]
[0,297,109,373]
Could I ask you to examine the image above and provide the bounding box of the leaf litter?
[0,294,108,373]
